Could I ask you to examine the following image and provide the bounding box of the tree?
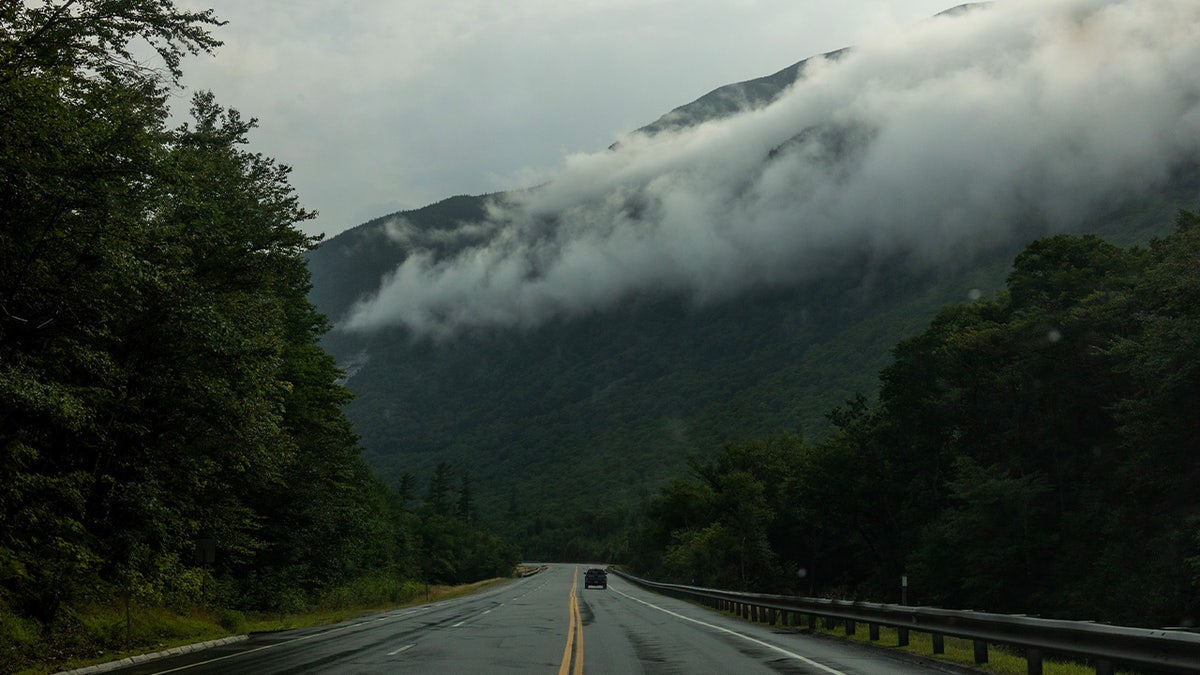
[1103,211,1200,624]
[0,0,225,622]
[0,4,475,643]
[457,472,474,523]
[631,221,1200,625]
[912,457,1054,612]
[426,462,454,517]
[0,0,222,87]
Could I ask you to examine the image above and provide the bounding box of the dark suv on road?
[584,568,607,589]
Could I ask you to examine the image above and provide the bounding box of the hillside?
[305,1,1200,558]
[311,190,1191,558]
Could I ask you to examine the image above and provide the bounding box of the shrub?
[217,609,246,634]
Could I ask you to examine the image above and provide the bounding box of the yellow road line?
[574,575,584,675]
[558,566,585,674]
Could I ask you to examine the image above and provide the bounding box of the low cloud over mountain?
[343,0,1200,339]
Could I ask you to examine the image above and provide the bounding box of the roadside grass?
[242,577,511,632]
[807,620,1136,675]
[6,604,230,675]
[7,576,515,675]
[706,606,1139,675]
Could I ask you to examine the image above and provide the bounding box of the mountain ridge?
[305,1,1200,557]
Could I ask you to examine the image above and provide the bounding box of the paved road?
[110,564,965,674]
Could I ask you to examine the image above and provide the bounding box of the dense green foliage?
[309,188,1191,562]
[629,219,1200,627]
[0,3,515,669]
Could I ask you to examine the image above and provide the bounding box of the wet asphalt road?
[107,564,967,674]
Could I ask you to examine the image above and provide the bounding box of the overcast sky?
[174,0,958,238]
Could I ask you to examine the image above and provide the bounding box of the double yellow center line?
[558,566,584,675]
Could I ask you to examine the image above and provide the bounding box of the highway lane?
[582,569,957,675]
[107,564,963,673]
[112,568,573,674]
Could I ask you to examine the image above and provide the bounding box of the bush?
[217,609,246,634]
[316,574,425,610]
[0,608,43,673]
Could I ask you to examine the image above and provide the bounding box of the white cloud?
[341,0,1200,337]
[175,0,955,237]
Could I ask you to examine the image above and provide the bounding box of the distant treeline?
[627,215,1200,628]
[0,2,515,666]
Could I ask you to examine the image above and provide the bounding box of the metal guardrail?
[609,568,1200,675]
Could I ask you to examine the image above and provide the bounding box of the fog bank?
[344,0,1200,338]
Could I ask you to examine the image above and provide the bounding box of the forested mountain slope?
[306,1,1200,558]
[628,213,1200,627]
[312,190,1192,558]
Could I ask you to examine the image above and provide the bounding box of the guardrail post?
[845,619,856,636]
[869,623,880,641]
[973,639,988,664]
[1026,648,1043,675]
[807,613,817,631]
[1095,659,1114,675]
[769,608,778,625]
[897,627,909,647]
[932,633,945,654]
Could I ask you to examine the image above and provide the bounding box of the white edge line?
[148,607,437,674]
[387,643,416,656]
[611,588,847,675]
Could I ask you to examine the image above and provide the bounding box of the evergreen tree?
[426,462,454,517]
[0,7,518,659]
[457,472,474,523]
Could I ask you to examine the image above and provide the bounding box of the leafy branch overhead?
[0,0,224,85]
